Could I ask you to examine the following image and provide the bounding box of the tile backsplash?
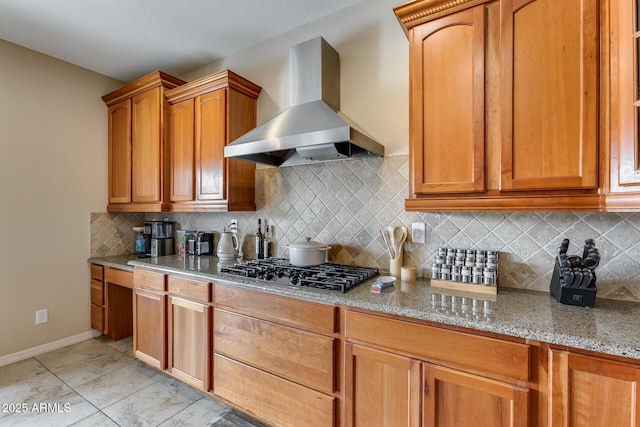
[90,212,144,258]
[91,155,640,302]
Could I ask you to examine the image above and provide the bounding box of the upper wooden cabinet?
[501,0,599,193]
[409,5,486,195]
[102,71,185,212]
[164,70,261,212]
[608,0,640,210]
[395,0,604,211]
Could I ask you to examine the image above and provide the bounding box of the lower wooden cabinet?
[104,267,133,341]
[90,264,105,331]
[133,270,212,391]
[215,354,335,427]
[344,309,531,427]
[344,342,530,427]
[213,284,336,427]
[423,364,529,427]
[214,308,334,393]
[127,267,640,427]
[133,269,167,370]
[167,275,212,392]
[344,343,421,427]
[90,264,133,341]
[548,348,640,426]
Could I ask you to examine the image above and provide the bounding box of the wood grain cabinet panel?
[104,267,133,341]
[131,88,162,203]
[102,71,185,212]
[89,265,133,341]
[133,286,167,370]
[344,309,531,427]
[345,310,530,382]
[214,308,334,393]
[548,348,640,426]
[168,296,211,391]
[196,89,226,201]
[607,0,640,209]
[164,70,261,211]
[501,0,599,191]
[214,284,336,334]
[214,354,335,427]
[107,100,131,204]
[167,275,211,303]
[169,98,195,202]
[423,364,529,427]
[90,264,105,332]
[410,5,486,195]
[212,285,337,427]
[133,268,166,292]
[395,0,603,211]
[344,343,421,427]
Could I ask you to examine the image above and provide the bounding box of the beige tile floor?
[0,337,264,427]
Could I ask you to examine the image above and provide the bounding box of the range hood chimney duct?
[224,36,384,167]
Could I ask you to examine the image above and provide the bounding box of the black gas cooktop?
[219,258,378,293]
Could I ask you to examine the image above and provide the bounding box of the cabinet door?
[133,287,167,370]
[611,0,640,191]
[168,296,210,391]
[107,99,131,204]
[549,348,640,426]
[410,6,486,194]
[344,343,421,427]
[196,89,226,201]
[169,98,195,202]
[131,88,162,203]
[501,0,598,191]
[423,364,529,427]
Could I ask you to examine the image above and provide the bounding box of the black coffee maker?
[147,220,175,257]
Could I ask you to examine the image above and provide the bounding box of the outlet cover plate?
[411,223,426,244]
[36,309,48,325]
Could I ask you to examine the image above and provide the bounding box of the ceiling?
[0,0,364,82]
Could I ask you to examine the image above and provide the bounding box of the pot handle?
[325,246,332,263]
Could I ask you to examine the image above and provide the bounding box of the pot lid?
[287,237,330,250]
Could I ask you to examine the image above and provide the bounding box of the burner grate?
[219,258,378,292]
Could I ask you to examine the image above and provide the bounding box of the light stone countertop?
[89,254,640,361]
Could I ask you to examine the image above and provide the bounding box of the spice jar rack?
[429,247,498,295]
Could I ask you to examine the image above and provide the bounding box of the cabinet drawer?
[215,284,336,334]
[91,304,104,331]
[105,267,133,289]
[345,311,530,381]
[168,276,211,303]
[134,268,166,291]
[215,309,334,393]
[214,354,335,427]
[90,264,104,280]
[91,279,104,306]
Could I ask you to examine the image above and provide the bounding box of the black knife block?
[550,256,597,308]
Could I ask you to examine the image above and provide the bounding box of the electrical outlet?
[35,309,48,325]
[411,223,426,243]
[228,219,238,233]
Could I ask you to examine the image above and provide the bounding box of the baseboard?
[0,329,103,367]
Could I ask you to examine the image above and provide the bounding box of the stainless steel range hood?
[224,37,384,167]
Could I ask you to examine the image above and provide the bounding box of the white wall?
[0,39,121,357]
[183,0,409,157]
